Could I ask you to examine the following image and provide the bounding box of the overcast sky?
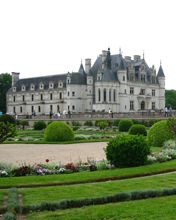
[0,0,175,89]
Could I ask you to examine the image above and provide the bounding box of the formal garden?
[1,114,176,219]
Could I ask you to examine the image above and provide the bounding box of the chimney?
[102,50,107,70]
[12,72,20,86]
[134,55,141,61]
[85,58,91,74]
[125,56,131,61]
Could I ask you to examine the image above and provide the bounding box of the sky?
[0,0,175,89]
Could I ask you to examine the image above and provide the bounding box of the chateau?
[6,48,165,115]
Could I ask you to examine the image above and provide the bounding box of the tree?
[165,90,176,109]
[0,122,16,143]
[0,73,12,113]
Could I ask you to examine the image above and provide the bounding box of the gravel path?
[0,142,107,165]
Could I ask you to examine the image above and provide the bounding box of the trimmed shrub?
[33,121,46,130]
[84,121,93,126]
[113,119,120,127]
[118,119,133,132]
[72,121,81,127]
[44,121,74,142]
[106,134,150,167]
[148,120,174,147]
[0,114,16,124]
[19,120,29,130]
[129,124,147,136]
[95,120,109,130]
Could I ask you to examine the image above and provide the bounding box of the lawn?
[27,195,176,220]
[1,160,176,188]
[0,190,6,206]
[21,172,176,205]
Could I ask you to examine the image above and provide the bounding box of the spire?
[157,63,165,77]
[78,63,85,75]
[143,51,145,60]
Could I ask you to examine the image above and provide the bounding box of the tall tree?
[165,90,176,109]
[0,73,12,113]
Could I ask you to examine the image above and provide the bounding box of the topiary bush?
[0,114,16,124]
[44,121,74,142]
[97,120,109,130]
[147,120,174,147]
[106,134,150,167]
[118,119,133,132]
[33,121,46,130]
[129,124,147,136]
[19,120,29,130]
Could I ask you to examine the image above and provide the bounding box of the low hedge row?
[21,187,176,214]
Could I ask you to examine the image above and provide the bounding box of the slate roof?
[157,65,165,77]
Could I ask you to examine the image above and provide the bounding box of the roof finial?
[143,50,145,59]
[119,47,122,55]
[160,60,162,66]
[81,58,82,64]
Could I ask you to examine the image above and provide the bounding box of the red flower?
[46,159,49,163]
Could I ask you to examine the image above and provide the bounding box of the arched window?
[103,89,106,102]
[98,88,101,102]
[109,89,111,102]
[113,89,116,102]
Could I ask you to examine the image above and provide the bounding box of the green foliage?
[33,121,46,130]
[106,134,150,167]
[84,121,93,126]
[0,114,16,124]
[0,73,12,114]
[0,122,16,143]
[148,120,174,147]
[3,212,16,220]
[95,120,109,130]
[113,119,120,127]
[118,119,133,132]
[129,124,147,136]
[167,117,176,138]
[44,121,74,142]
[72,121,81,126]
[165,89,176,109]
[19,120,29,130]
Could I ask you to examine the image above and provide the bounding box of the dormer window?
[58,81,63,88]
[31,84,35,90]
[39,83,44,90]
[13,87,16,92]
[97,73,102,81]
[67,78,71,84]
[49,82,54,89]
[21,85,26,91]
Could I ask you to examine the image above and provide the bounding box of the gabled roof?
[157,65,165,77]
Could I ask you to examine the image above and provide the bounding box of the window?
[140,89,145,95]
[31,94,34,101]
[21,85,25,91]
[152,90,155,96]
[130,87,134,94]
[130,74,134,81]
[59,92,62,99]
[13,106,16,114]
[20,106,23,113]
[31,106,34,113]
[40,83,44,90]
[67,78,70,84]
[141,74,146,82]
[113,89,116,102]
[123,76,125,81]
[89,90,91,94]
[72,91,75,96]
[40,94,43,101]
[67,91,70,96]
[124,89,126,94]
[22,95,25,102]
[57,105,60,112]
[49,83,53,89]
[13,96,16,102]
[72,105,75,110]
[58,81,63,88]
[152,76,156,84]
[13,87,16,92]
[130,101,134,110]
[109,89,111,102]
[50,93,53,100]
[38,106,41,113]
[103,89,106,102]
[50,105,53,111]
[89,80,92,84]
[31,84,35,90]
[152,102,155,110]
[98,89,101,102]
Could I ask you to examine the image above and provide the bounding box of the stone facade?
[6,48,165,115]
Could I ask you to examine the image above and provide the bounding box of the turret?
[117,58,127,83]
[157,64,165,89]
[12,72,20,86]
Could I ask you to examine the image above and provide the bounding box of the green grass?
[0,190,6,206]
[26,195,176,220]
[1,160,176,188]
[21,172,176,205]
